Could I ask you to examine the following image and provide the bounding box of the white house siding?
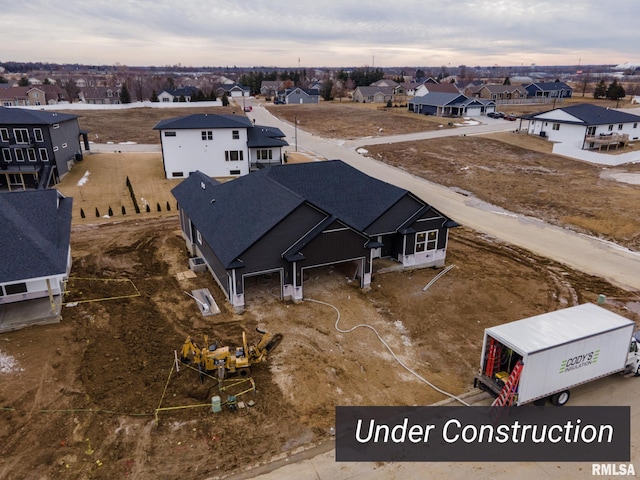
[161,128,250,178]
[528,120,585,144]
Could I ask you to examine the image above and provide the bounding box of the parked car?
[244,106,252,112]
[504,114,517,121]
[487,111,504,118]
[273,99,284,104]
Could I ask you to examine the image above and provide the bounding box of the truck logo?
[559,350,599,373]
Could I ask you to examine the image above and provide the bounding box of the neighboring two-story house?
[153,113,288,179]
[0,107,88,191]
[0,85,68,107]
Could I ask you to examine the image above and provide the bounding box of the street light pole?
[295,115,298,152]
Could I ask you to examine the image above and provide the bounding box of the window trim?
[27,148,37,162]
[33,128,44,142]
[0,128,8,142]
[39,148,49,161]
[13,128,29,144]
[415,230,438,253]
[2,148,11,162]
[201,130,213,141]
[15,149,25,162]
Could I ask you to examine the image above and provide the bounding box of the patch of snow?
[118,141,138,145]
[356,148,369,155]
[76,170,91,186]
[0,350,23,374]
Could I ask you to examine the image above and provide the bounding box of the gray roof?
[0,189,73,283]
[171,160,414,268]
[355,86,395,96]
[409,92,468,106]
[153,113,253,130]
[247,126,288,148]
[0,106,77,126]
[533,104,640,125]
[525,81,572,92]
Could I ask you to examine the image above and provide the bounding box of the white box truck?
[474,303,640,406]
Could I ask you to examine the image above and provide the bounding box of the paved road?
[247,100,640,292]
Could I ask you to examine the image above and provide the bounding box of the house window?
[232,130,240,140]
[27,148,37,161]
[4,282,28,295]
[618,124,623,130]
[13,128,29,143]
[225,150,244,161]
[415,230,437,253]
[634,123,638,129]
[34,128,44,142]
[0,128,8,142]
[587,126,596,135]
[257,149,273,160]
[230,169,241,175]
[164,131,176,137]
[553,123,560,131]
[201,131,213,141]
[608,125,613,131]
[39,148,49,161]
[172,172,184,177]
[15,149,25,162]
[2,148,11,162]
[196,230,202,245]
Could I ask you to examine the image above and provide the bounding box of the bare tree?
[579,71,591,97]
[57,77,80,103]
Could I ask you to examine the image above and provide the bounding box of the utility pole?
[294,115,298,152]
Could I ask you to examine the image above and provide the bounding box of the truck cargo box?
[476,303,636,405]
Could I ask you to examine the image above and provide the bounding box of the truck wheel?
[551,391,570,406]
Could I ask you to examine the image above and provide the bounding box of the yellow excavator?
[180,327,282,380]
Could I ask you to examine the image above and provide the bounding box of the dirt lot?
[2,216,638,480]
[1,100,640,479]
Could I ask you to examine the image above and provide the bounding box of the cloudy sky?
[2,0,638,68]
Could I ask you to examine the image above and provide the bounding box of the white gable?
[534,109,583,123]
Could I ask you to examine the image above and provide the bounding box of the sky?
[2,0,639,69]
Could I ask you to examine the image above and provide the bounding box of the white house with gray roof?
[153,113,288,179]
[526,104,640,148]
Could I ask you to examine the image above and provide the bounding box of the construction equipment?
[180,327,282,380]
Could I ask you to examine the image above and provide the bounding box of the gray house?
[172,160,458,313]
[0,107,89,191]
[524,82,573,99]
[408,92,495,117]
[0,189,73,332]
[278,87,320,104]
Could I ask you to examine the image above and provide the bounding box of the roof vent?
[210,199,215,204]
[200,182,206,190]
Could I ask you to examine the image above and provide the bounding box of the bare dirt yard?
[1,100,640,480]
[2,217,638,480]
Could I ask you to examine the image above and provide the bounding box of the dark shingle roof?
[247,126,288,148]
[172,171,304,268]
[153,113,253,130]
[535,104,640,125]
[261,160,407,232]
[0,189,73,283]
[0,106,77,126]
[171,161,411,267]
